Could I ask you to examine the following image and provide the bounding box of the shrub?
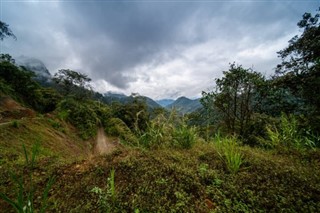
[105,118,138,146]
[173,123,197,149]
[56,99,98,139]
[261,114,316,150]
[139,114,197,149]
[243,113,277,146]
[139,114,174,148]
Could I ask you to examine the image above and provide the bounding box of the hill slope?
[0,99,91,161]
[166,96,202,114]
[1,96,320,212]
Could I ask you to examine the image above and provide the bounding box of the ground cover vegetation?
[1,7,320,213]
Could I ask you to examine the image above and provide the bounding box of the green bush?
[91,102,112,127]
[31,88,61,113]
[0,78,13,95]
[56,99,98,139]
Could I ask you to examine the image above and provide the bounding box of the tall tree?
[202,63,264,136]
[0,21,16,41]
[53,69,92,100]
[276,8,320,115]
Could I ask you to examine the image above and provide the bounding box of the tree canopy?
[202,63,264,137]
[53,69,92,99]
[0,21,16,41]
[276,8,320,123]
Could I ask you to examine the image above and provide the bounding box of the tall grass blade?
[0,193,22,212]
[31,140,40,169]
[109,168,116,203]
[40,176,56,213]
[23,144,29,165]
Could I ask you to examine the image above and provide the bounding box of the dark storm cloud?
[1,1,319,97]
[54,1,204,88]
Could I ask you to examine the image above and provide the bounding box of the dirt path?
[0,121,11,127]
[94,127,118,155]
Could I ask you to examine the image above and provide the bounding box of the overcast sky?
[1,0,319,99]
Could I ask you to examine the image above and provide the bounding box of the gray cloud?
[1,1,319,98]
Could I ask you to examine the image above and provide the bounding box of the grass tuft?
[213,136,243,174]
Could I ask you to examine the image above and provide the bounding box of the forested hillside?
[1,7,320,213]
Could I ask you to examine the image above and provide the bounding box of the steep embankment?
[0,96,91,163]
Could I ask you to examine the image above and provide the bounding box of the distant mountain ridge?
[102,92,162,109]
[166,96,202,114]
[156,99,175,107]
[102,93,202,114]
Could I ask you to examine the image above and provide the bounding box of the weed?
[0,141,55,213]
[57,110,69,120]
[139,114,173,148]
[108,168,116,203]
[12,120,20,128]
[106,118,139,146]
[91,186,108,211]
[91,168,116,212]
[139,122,165,148]
[213,176,223,186]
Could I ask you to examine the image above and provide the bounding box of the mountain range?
[165,96,202,114]
[102,92,162,109]
[17,57,202,113]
